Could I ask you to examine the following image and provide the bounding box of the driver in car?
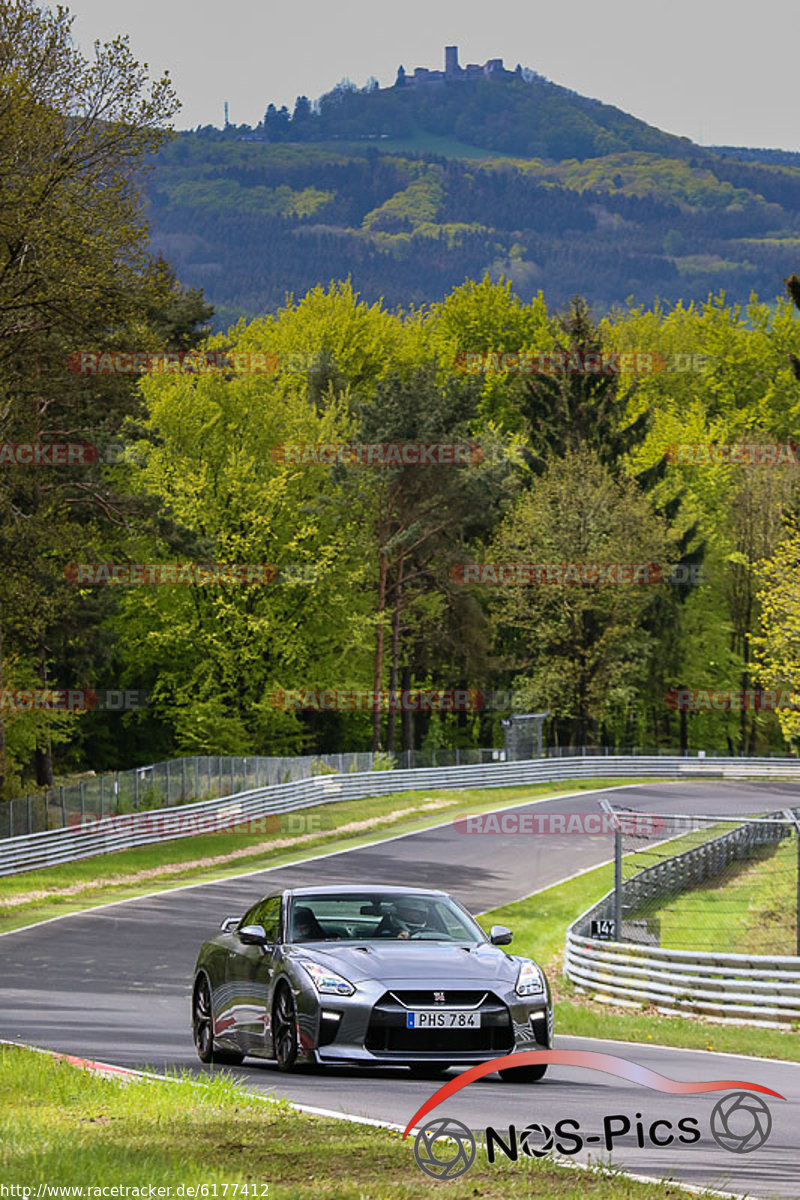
[390,899,432,939]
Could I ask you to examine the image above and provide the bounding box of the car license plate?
[406,1009,481,1028]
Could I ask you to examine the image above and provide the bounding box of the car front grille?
[365,990,513,1056]
[383,989,489,1008]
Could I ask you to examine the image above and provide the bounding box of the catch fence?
[565,801,800,1024]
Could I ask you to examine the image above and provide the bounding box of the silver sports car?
[192,885,553,1081]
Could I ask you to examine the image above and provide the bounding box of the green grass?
[480,862,800,1061]
[0,1044,690,1197]
[633,836,797,955]
[0,779,653,933]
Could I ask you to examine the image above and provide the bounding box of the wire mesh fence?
[0,746,508,839]
[602,805,800,957]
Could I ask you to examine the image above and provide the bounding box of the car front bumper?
[295,977,552,1066]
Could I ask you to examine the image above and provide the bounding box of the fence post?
[134,770,139,811]
[614,829,622,941]
[79,782,85,824]
[166,761,171,806]
[182,758,187,802]
[60,786,65,827]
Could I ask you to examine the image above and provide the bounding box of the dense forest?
[146,134,800,326]
[1,3,799,800]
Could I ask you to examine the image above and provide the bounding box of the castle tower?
[445,45,460,77]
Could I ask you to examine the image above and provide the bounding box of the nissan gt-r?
[191,884,552,1081]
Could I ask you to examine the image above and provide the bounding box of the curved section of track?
[2,780,799,1198]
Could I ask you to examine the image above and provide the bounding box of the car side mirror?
[490,924,513,946]
[238,923,269,946]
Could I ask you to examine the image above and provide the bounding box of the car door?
[225,895,283,1051]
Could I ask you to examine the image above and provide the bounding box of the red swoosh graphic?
[402,1050,784,1138]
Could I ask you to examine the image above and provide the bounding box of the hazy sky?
[65,0,796,150]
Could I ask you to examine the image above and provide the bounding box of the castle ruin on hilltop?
[396,46,515,89]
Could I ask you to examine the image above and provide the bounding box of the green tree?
[489,448,674,746]
[752,525,800,747]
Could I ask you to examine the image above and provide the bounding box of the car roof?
[282,885,448,898]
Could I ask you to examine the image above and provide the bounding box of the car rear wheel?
[498,1064,548,1082]
[408,1063,450,1079]
[193,975,245,1066]
[273,983,299,1071]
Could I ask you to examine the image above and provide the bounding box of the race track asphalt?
[2,779,799,1198]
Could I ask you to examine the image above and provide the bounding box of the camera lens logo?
[710,1092,772,1154]
[414,1116,476,1180]
[519,1122,554,1157]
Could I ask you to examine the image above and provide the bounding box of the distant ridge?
[153,51,800,325]
[710,145,800,167]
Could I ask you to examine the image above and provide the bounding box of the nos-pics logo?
[405,1051,782,1181]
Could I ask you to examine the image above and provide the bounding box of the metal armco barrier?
[564,928,800,1024]
[0,754,799,877]
[564,804,800,1025]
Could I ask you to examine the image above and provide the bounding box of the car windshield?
[287,892,485,943]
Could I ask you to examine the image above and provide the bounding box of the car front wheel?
[273,983,299,1071]
[498,1064,547,1082]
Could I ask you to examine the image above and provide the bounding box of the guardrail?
[1,754,799,878]
[564,804,800,1025]
[564,932,800,1024]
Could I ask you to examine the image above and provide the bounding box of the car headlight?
[299,959,355,996]
[515,960,546,997]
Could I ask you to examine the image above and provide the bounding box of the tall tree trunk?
[401,662,414,756]
[35,635,53,787]
[372,548,388,752]
[385,552,405,755]
[0,617,6,799]
[739,599,752,756]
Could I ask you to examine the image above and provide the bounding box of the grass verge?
[480,862,800,1061]
[0,1044,685,1198]
[0,778,653,934]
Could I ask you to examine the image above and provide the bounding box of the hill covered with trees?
[144,64,800,326]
